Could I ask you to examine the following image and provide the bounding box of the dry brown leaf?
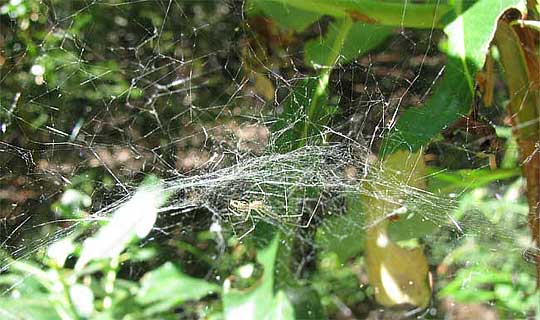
[495,19,540,286]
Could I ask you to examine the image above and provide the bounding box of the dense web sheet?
[0,0,538,318]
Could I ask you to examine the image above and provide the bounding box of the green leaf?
[251,0,454,29]
[47,237,75,268]
[305,21,393,67]
[496,126,520,169]
[223,235,283,320]
[387,210,439,242]
[9,260,54,291]
[427,167,521,194]
[440,268,512,303]
[52,189,91,219]
[284,286,326,319]
[0,296,60,320]
[69,284,94,318]
[136,262,220,315]
[249,0,321,32]
[381,0,526,155]
[269,291,295,320]
[76,176,166,269]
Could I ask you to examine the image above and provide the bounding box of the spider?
[227,198,319,240]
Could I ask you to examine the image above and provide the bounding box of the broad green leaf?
[252,0,454,29]
[223,235,283,320]
[136,262,220,315]
[305,21,393,67]
[52,189,91,218]
[387,205,439,242]
[269,291,295,320]
[381,0,526,155]
[47,237,75,268]
[365,219,431,308]
[427,167,521,194]
[76,176,166,269]
[249,0,321,32]
[0,296,60,320]
[69,284,94,318]
[9,260,54,291]
[284,286,326,319]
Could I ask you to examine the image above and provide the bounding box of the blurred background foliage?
[1,0,539,319]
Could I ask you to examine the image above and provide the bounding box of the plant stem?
[103,256,120,310]
[52,265,81,320]
[300,17,352,147]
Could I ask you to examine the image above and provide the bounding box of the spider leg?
[256,206,298,228]
[258,207,279,220]
[283,212,304,218]
[275,198,304,226]
[237,209,255,240]
[299,195,322,228]
[228,203,245,218]
[279,212,303,227]
[229,212,245,239]
[227,203,253,239]
[243,207,252,222]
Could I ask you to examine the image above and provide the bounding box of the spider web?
[0,0,537,318]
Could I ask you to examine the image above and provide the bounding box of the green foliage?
[0,178,177,319]
[251,0,455,29]
[76,176,166,269]
[51,189,91,219]
[428,167,521,193]
[0,197,297,319]
[0,295,60,320]
[311,253,369,315]
[386,203,440,242]
[256,0,394,151]
[316,196,364,263]
[223,235,295,320]
[137,262,220,316]
[381,0,526,154]
[2,0,539,319]
[248,0,321,32]
[430,175,535,317]
[271,78,336,150]
[1,0,40,20]
[304,21,393,67]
